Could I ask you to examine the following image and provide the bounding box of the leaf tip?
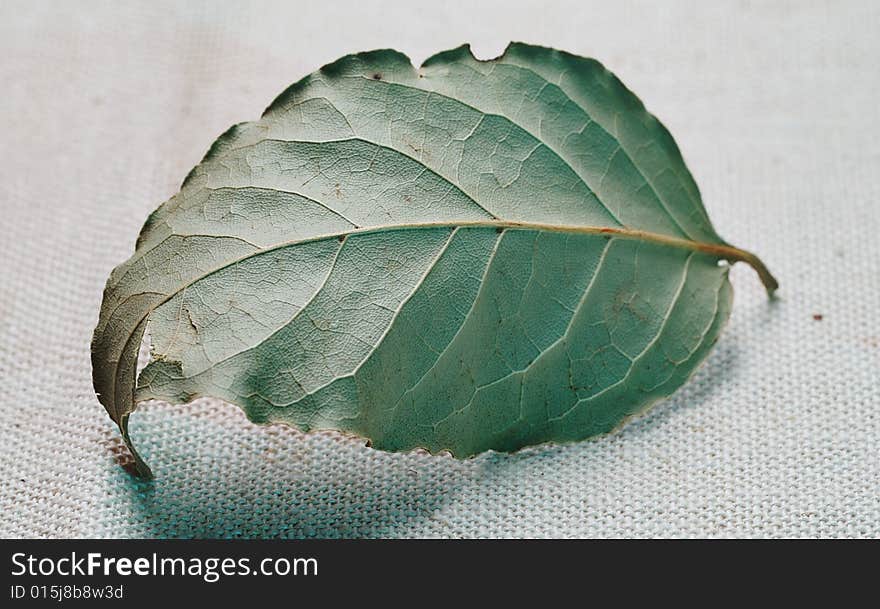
[120,413,153,480]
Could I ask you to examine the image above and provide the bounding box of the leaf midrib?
[137,220,769,329]
[115,218,770,406]
[141,219,758,292]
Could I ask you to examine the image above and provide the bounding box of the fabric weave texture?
[1,0,877,538]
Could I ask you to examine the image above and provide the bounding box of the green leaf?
[92,43,777,477]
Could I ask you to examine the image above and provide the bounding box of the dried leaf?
[92,43,777,477]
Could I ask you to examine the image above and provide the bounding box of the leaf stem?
[693,241,779,297]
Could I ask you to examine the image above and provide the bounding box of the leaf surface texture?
[91,43,775,475]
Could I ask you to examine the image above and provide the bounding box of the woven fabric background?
[1,0,877,538]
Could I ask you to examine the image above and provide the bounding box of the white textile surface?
[1,0,877,538]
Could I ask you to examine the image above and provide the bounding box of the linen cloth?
[1,0,877,538]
